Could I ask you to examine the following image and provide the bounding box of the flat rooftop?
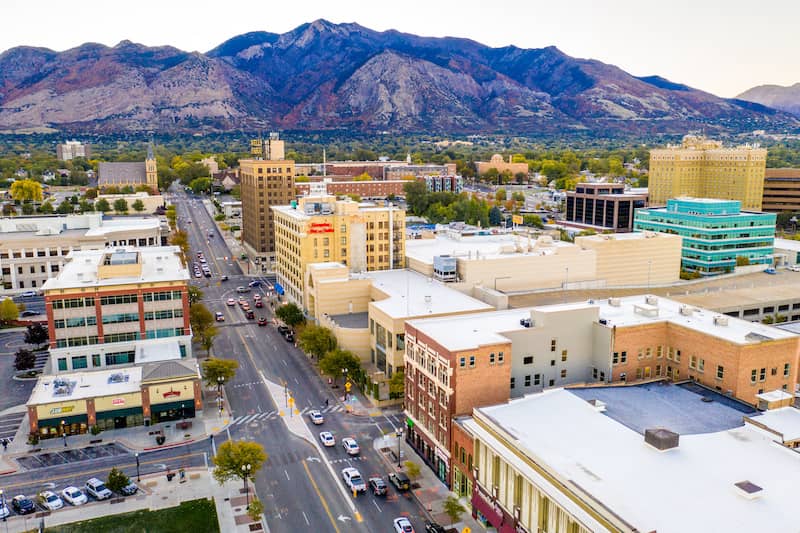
[405,233,573,265]
[747,407,800,442]
[328,311,369,329]
[774,238,800,252]
[42,246,189,290]
[592,294,796,345]
[407,308,531,351]
[367,269,493,319]
[468,386,800,533]
[29,366,142,405]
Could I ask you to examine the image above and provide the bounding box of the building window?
[612,352,619,364]
[717,365,724,380]
[469,356,475,368]
[560,369,567,379]
[751,369,757,383]
[637,349,643,360]
[785,363,791,377]
[510,377,515,389]
[674,350,681,363]
[498,351,504,364]
[459,357,465,368]
[92,354,102,368]
[636,368,643,380]
[550,339,556,352]
[698,359,704,372]
[759,368,766,382]
[524,375,531,387]
[689,355,697,369]
[620,351,627,363]
[656,346,663,358]
[523,356,533,365]
[534,374,541,385]
[489,353,495,365]
[57,358,67,371]
[561,350,567,362]
[71,356,88,370]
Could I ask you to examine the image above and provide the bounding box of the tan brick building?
[762,168,800,213]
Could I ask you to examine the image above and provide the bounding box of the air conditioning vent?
[608,297,621,307]
[645,295,658,306]
[714,315,729,326]
[679,305,694,317]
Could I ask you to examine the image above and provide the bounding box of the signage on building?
[49,405,75,415]
[512,214,523,225]
[435,445,449,462]
[162,389,181,399]
[309,222,334,234]
[111,398,126,406]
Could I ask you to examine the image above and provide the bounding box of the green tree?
[24,323,48,348]
[443,496,467,525]
[14,348,36,371]
[201,357,239,388]
[188,285,204,305]
[10,179,43,202]
[190,303,218,355]
[0,298,19,323]
[495,188,507,202]
[212,440,268,487]
[511,191,525,203]
[85,188,98,199]
[189,177,213,194]
[353,172,372,181]
[247,499,264,523]
[608,156,625,177]
[389,369,405,398]
[56,199,74,214]
[113,198,129,213]
[38,201,54,214]
[540,159,568,180]
[170,230,190,264]
[318,348,361,386]
[132,199,145,212]
[230,185,241,200]
[79,200,94,213]
[165,206,177,227]
[297,324,338,360]
[21,202,34,215]
[403,180,430,216]
[95,198,111,213]
[275,302,305,328]
[489,206,503,226]
[106,467,130,493]
[522,214,544,228]
[403,461,421,480]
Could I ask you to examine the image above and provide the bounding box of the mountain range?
[0,19,797,135]
[737,83,800,118]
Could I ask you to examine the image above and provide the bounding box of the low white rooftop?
[367,269,492,319]
[29,366,141,405]
[83,216,160,237]
[593,294,796,344]
[42,246,189,290]
[468,388,800,533]
[405,233,573,265]
[407,308,530,350]
[773,238,800,252]
[748,407,800,443]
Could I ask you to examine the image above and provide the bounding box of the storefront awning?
[472,490,503,528]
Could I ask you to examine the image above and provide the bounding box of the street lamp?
[342,368,349,401]
[61,420,67,447]
[135,452,141,482]
[396,428,403,467]
[241,463,252,509]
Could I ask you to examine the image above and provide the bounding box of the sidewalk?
[373,434,487,532]
[0,468,262,533]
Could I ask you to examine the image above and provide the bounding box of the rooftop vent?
[679,305,694,317]
[519,318,532,328]
[714,315,729,327]
[608,297,621,307]
[734,480,764,500]
[645,295,658,306]
[587,399,607,412]
[644,428,679,451]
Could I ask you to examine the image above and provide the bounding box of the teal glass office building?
[633,198,776,276]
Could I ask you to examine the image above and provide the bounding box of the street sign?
[462,528,471,533]
[345,382,352,392]
[512,214,523,225]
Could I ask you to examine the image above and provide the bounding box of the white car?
[308,410,324,425]
[226,298,236,306]
[342,437,360,456]
[0,500,8,519]
[393,517,415,533]
[319,431,335,447]
[85,478,112,500]
[61,486,88,506]
[790,265,800,272]
[253,294,262,302]
[341,467,366,493]
[215,311,225,322]
[39,490,64,510]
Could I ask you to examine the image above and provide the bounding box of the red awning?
[471,491,503,527]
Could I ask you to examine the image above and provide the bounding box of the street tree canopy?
[24,323,48,347]
[275,302,305,327]
[201,357,239,388]
[0,298,19,323]
[318,348,361,384]
[95,198,111,213]
[10,179,42,202]
[212,440,267,486]
[298,325,337,359]
[14,349,35,371]
[106,467,130,493]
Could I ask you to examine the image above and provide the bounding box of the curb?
[142,438,197,452]
[0,468,17,475]
[374,437,436,523]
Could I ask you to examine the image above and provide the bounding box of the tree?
[190,303,218,355]
[275,302,305,328]
[353,172,372,181]
[170,230,190,264]
[21,202,34,215]
[297,325,337,360]
[56,199,74,214]
[0,298,19,323]
[736,256,750,266]
[522,214,544,228]
[10,179,43,202]
[230,185,241,200]
[443,496,467,525]
[24,323,48,348]
[200,326,219,355]
[95,198,111,213]
[201,357,239,388]
[212,440,268,487]
[106,467,130,493]
[85,188,98,199]
[14,349,36,371]
[247,499,264,522]
[132,199,145,212]
[495,188,507,202]
[389,369,405,398]
[165,206,177,227]
[2,204,16,216]
[189,177,213,194]
[79,200,94,213]
[188,285,204,305]
[403,180,430,216]
[113,198,129,213]
[38,201,54,214]
[403,461,421,480]
[318,349,361,386]
[489,206,503,226]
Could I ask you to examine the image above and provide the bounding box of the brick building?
[565,182,647,232]
[762,168,800,212]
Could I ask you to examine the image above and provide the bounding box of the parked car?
[120,481,139,496]
[215,312,225,322]
[341,467,366,493]
[255,300,264,308]
[393,517,415,533]
[319,431,335,447]
[20,310,38,317]
[284,331,295,343]
[342,437,360,456]
[11,495,35,514]
[220,275,229,281]
[764,268,777,275]
[85,478,113,500]
[204,271,212,278]
[39,490,64,510]
[424,521,447,533]
[388,471,410,491]
[21,291,37,298]
[61,486,88,506]
[277,325,290,335]
[236,286,250,293]
[790,265,800,272]
[308,410,324,425]
[368,477,387,496]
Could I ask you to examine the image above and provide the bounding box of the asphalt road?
[174,190,427,533]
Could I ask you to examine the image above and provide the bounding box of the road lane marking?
[302,511,310,526]
[301,459,342,533]
[372,499,382,512]
[284,469,290,481]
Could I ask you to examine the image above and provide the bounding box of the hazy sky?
[2,0,797,98]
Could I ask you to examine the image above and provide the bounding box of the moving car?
[255,300,264,308]
[21,291,37,298]
[204,271,212,278]
[238,298,247,306]
[308,410,324,425]
[764,268,777,275]
[388,471,410,491]
[341,437,360,456]
[11,495,35,514]
[253,294,262,302]
[226,298,236,306]
[85,478,113,500]
[194,271,203,278]
[39,490,64,510]
[368,477,387,496]
[245,310,255,319]
[236,286,250,293]
[319,431,335,447]
[220,275,229,281]
[258,317,267,326]
[61,486,88,506]
[393,517,415,533]
[341,467,366,493]
[120,481,139,496]
[20,310,38,317]
[284,331,295,343]
[215,312,225,322]
[248,280,262,287]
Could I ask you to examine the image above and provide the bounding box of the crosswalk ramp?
[230,404,344,426]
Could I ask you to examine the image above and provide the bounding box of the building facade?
[475,155,529,177]
[272,195,405,304]
[648,135,767,210]
[565,182,647,232]
[634,198,776,276]
[762,168,800,213]
[239,143,295,263]
[56,140,91,161]
[0,214,167,293]
[295,179,408,199]
[97,145,158,193]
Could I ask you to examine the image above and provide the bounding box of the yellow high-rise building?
[649,135,767,210]
[272,195,405,305]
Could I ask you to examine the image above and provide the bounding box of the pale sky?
[2,0,797,98]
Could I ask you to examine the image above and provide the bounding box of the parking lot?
[16,443,128,470]
[0,412,24,444]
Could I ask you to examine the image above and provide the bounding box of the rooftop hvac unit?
[679,305,694,317]
[644,428,679,451]
[608,297,621,307]
[714,316,729,326]
[645,295,658,306]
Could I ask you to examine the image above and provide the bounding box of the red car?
[258,317,267,326]
[255,300,264,308]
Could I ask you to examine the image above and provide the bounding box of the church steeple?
[145,141,158,193]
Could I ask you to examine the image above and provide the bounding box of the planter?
[155,435,166,445]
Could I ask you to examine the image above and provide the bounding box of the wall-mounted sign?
[112,398,126,406]
[309,222,334,234]
[49,406,74,415]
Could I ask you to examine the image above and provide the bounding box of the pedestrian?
[1,438,6,451]
[325,398,329,407]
